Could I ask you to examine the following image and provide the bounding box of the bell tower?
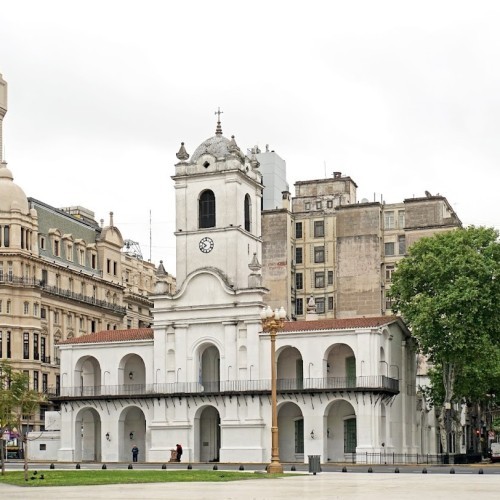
[172,113,263,290]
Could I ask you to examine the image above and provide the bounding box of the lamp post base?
[266,461,284,474]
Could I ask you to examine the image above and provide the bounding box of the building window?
[296,298,304,316]
[67,244,73,261]
[199,189,216,228]
[3,226,9,247]
[398,211,405,229]
[316,297,325,313]
[42,373,48,393]
[328,296,334,310]
[79,249,85,266]
[41,337,46,362]
[244,194,251,231]
[385,264,395,282]
[344,418,357,453]
[113,261,117,276]
[91,253,97,269]
[398,235,406,255]
[295,222,303,239]
[6,332,11,358]
[34,334,39,360]
[384,242,395,256]
[316,201,322,210]
[23,302,29,315]
[41,308,46,319]
[385,293,393,311]
[314,246,325,263]
[304,202,311,211]
[327,200,333,209]
[0,331,2,357]
[314,220,324,238]
[0,262,3,281]
[294,418,304,453]
[54,312,59,324]
[6,300,11,314]
[53,239,60,257]
[7,262,12,281]
[23,333,30,359]
[91,320,96,333]
[39,236,46,250]
[315,272,325,288]
[295,247,303,264]
[384,211,395,229]
[107,259,111,274]
[34,303,39,316]
[328,270,334,285]
[296,273,303,290]
[33,371,39,391]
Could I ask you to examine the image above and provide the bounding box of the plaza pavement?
[1,471,499,499]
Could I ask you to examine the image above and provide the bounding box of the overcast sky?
[1,1,499,273]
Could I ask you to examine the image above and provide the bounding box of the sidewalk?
[1,471,500,499]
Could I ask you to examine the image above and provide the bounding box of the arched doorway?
[119,353,146,394]
[195,406,220,462]
[324,399,356,462]
[74,407,101,462]
[200,345,220,392]
[277,401,303,462]
[118,406,146,462]
[325,344,356,388]
[277,347,303,390]
[74,356,102,396]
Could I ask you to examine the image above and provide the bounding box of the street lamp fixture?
[260,305,286,474]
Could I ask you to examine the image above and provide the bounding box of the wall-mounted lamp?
[129,371,134,380]
[129,431,134,440]
[105,432,110,441]
[310,430,315,439]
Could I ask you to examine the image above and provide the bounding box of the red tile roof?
[58,328,154,345]
[282,316,400,333]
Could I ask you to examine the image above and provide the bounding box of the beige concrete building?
[0,74,174,436]
[262,173,461,319]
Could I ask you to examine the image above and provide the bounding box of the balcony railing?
[0,275,127,315]
[50,375,399,399]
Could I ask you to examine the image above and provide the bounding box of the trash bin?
[308,455,321,475]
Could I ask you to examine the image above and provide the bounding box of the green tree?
[0,361,42,478]
[389,226,500,453]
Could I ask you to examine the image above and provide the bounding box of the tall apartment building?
[262,173,462,319]
[0,74,174,434]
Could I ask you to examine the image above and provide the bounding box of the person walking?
[176,443,183,462]
[132,445,139,462]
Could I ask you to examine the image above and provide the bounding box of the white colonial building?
[53,119,419,464]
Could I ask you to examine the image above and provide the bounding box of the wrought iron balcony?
[50,375,399,400]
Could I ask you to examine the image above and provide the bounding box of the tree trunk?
[0,431,5,476]
[440,361,456,454]
[23,433,28,482]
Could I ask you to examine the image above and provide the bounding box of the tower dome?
[0,161,29,214]
[191,134,232,162]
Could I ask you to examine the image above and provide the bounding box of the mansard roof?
[58,328,153,345]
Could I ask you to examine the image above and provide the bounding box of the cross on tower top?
[215,107,223,135]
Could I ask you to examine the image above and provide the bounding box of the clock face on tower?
[199,236,214,253]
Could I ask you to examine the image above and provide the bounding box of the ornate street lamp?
[260,305,286,474]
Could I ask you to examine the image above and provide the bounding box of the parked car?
[490,442,500,463]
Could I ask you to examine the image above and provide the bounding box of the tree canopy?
[389,226,500,451]
[0,361,42,476]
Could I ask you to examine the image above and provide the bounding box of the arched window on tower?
[244,194,251,232]
[199,190,216,228]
